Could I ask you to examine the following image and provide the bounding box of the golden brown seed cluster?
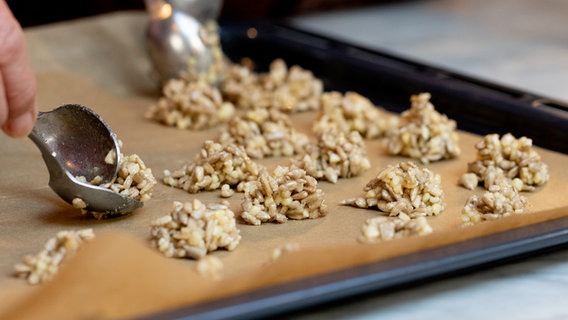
[221,58,323,113]
[313,91,398,139]
[387,93,460,163]
[342,161,445,217]
[462,183,528,224]
[240,166,328,225]
[291,128,370,183]
[13,229,95,285]
[217,108,309,159]
[163,140,263,193]
[458,133,549,225]
[150,199,241,259]
[145,78,235,130]
[460,133,549,191]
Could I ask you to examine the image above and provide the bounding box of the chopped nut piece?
[313,91,398,139]
[291,128,370,183]
[459,173,479,190]
[13,229,95,285]
[71,197,87,209]
[220,184,235,198]
[341,161,445,217]
[164,140,263,194]
[359,213,432,242]
[150,200,241,259]
[221,58,323,113]
[240,166,328,225]
[146,78,235,130]
[104,148,117,165]
[217,108,309,159]
[463,133,549,191]
[75,175,103,185]
[462,183,528,225]
[387,92,460,163]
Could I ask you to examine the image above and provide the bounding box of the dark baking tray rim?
[144,20,568,319]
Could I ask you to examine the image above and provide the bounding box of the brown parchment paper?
[1,12,567,320]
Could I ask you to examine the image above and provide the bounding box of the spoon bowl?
[145,0,223,83]
[29,104,142,215]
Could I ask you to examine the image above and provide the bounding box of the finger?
[0,0,37,137]
[0,71,7,127]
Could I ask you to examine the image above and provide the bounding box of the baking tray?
[143,20,568,319]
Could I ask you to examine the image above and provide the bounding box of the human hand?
[0,0,37,138]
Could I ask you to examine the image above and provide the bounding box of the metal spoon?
[28,104,142,215]
[144,0,223,83]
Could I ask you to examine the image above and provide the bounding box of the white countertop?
[288,0,568,319]
[292,0,568,102]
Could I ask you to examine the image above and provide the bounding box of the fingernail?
[2,111,35,138]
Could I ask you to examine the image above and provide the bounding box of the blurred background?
[6,0,383,27]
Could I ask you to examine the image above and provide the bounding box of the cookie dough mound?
[240,166,328,225]
[146,78,235,130]
[163,140,262,193]
[14,229,95,285]
[221,58,323,113]
[341,161,445,217]
[462,183,528,225]
[150,199,241,259]
[313,91,398,139]
[221,63,261,109]
[387,92,460,163]
[217,107,309,159]
[292,128,370,183]
[460,133,549,191]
